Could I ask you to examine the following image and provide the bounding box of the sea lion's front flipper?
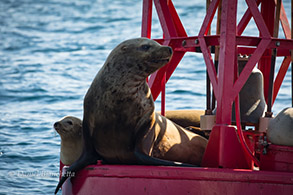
[134,147,196,167]
[54,150,101,194]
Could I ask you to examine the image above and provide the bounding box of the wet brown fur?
[83,38,207,165]
[55,38,208,194]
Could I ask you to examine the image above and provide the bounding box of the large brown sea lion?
[54,116,83,166]
[55,38,208,193]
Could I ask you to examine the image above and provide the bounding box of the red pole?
[215,0,237,125]
[141,0,153,38]
[161,73,166,116]
[258,0,275,104]
[291,0,293,107]
[206,0,212,112]
[202,0,251,169]
[212,0,222,110]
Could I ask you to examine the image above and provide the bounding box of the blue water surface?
[0,0,292,194]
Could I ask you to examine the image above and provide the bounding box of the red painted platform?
[61,164,293,195]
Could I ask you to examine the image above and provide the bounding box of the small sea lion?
[54,116,83,165]
[55,38,208,193]
[267,107,293,146]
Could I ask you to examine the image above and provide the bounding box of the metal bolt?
[275,41,280,47]
[182,40,186,47]
[195,39,199,44]
[262,136,269,155]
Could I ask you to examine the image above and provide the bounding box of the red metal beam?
[141,0,293,169]
[245,0,270,38]
[202,0,252,169]
[258,0,275,104]
[272,56,291,105]
[199,0,220,36]
[154,0,179,37]
[155,35,293,52]
[232,39,271,101]
[198,0,220,100]
[167,0,187,37]
[237,0,261,35]
[199,36,219,100]
[215,0,237,124]
[144,0,293,111]
[141,0,153,38]
[147,0,187,101]
[279,0,291,39]
[270,0,292,106]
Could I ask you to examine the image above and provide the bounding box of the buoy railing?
[142,0,293,169]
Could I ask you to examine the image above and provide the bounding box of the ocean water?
[0,0,291,194]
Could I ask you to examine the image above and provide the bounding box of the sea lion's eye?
[141,44,151,51]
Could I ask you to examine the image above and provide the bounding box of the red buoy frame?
[142,0,293,168]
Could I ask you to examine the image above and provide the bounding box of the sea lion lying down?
[55,38,208,193]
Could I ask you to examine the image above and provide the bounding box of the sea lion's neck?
[60,138,83,165]
[101,65,148,91]
[103,61,148,81]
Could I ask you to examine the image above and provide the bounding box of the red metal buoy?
[59,1,293,194]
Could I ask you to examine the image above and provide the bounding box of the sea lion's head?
[106,38,173,77]
[54,116,82,139]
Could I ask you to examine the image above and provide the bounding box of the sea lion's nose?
[54,122,59,128]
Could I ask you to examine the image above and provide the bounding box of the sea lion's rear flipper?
[134,148,197,167]
[54,151,101,194]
